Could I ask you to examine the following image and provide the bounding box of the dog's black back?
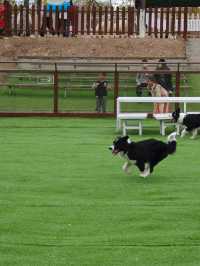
[172,108,200,131]
[183,114,200,131]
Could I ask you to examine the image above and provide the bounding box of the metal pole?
[114,63,119,117]
[53,63,58,113]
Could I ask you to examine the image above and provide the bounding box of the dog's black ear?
[124,135,129,140]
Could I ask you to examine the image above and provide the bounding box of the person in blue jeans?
[92,72,108,113]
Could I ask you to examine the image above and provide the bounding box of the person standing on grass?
[92,72,108,113]
[148,76,169,114]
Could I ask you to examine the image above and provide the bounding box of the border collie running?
[172,108,200,139]
[109,132,177,178]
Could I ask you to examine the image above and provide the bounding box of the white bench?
[118,113,148,136]
[117,97,200,135]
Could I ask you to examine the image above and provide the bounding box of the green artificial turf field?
[0,117,200,266]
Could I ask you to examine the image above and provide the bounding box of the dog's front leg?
[122,161,132,174]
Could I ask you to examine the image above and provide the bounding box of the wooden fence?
[2,2,195,39]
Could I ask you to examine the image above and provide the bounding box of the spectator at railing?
[154,59,173,96]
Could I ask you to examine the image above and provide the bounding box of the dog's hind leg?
[139,162,150,178]
[181,128,188,138]
[136,161,145,173]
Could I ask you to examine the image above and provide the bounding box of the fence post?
[104,6,108,35]
[19,4,23,36]
[171,7,175,37]
[165,7,169,38]
[183,7,188,40]
[154,7,158,38]
[160,7,164,38]
[110,6,113,35]
[25,4,30,36]
[53,64,58,113]
[13,4,18,36]
[31,4,35,35]
[114,64,119,116]
[92,5,96,35]
[37,2,41,35]
[86,6,90,35]
[148,7,152,36]
[81,6,84,35]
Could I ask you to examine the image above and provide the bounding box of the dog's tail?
[167,132,177,154]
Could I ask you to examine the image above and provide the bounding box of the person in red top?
[0,4,5,35]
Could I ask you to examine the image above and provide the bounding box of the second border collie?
[172,108,200,139]
[109,132,177,178]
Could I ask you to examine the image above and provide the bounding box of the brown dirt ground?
[0,36,186,59]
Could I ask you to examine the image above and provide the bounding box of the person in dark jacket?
[92,72,108,113]
[154,59,173,96]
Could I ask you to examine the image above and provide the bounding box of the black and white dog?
[172,108,200,139]
[109,132,177,178]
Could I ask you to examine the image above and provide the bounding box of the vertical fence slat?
[48,6,55,35]
[132,7,135,34]
[55,6,59,35]
[128,6,132,36]
[165,7,170,38]
[13,4,18,36]
[86,7,90,35]
[81,6,84,35]
[129,7,134,35]
[116,6,119,35]
[122,6,125,34]
[177,7,182,35]
[19,5,23,36]
[31,4,35,35]
[154,7,158,37]
[98,6,102,35]
[148,7,152,35]
[104,6,108,35]
[110,6,113,35]
[183,7,188,39]
[92,6,96,35]
[37,4,41,35]
[136,7,140,35]
[171,7,175,36]
[26,4,30,36]
[160,7,164,38]
[41,5,47,35]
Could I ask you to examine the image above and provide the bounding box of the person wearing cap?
[154,59,173,96]
[148,76,169,114]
